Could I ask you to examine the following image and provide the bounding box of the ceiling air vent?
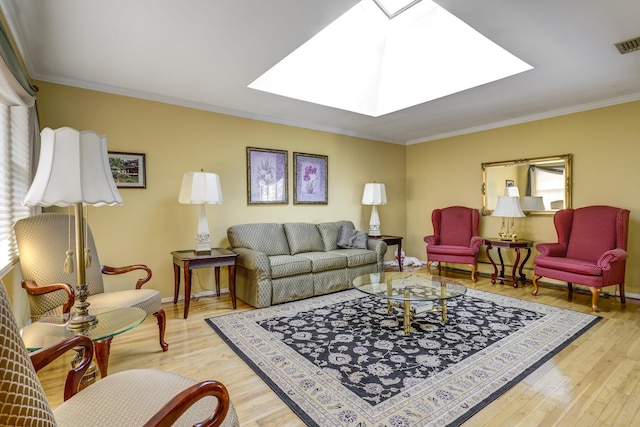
[615,37,640,54]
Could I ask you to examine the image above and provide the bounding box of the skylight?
[249,0,533,117]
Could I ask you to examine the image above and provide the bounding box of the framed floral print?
[246,147,288,204]
[293,152,328,204]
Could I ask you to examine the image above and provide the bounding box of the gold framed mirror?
[481,154,572,215]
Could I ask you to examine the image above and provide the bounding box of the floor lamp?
[24,127,123,330]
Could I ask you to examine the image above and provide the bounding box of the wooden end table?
[483,238,534,287]
[171,249,238,319]
[370,235,404,271]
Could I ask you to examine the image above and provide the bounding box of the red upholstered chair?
[424,206,483,282]
[532,205,630,312]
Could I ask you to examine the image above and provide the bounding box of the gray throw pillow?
[337,225,368,249]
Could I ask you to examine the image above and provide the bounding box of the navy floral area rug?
[206,288,600,427]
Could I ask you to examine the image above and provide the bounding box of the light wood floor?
[36,269,640,427]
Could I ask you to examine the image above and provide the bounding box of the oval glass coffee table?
[21,306,146,382]
[352,272,467,336]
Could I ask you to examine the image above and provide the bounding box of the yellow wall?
[26,81,406,302]
[8,81,640,322]
[407,100,640,292]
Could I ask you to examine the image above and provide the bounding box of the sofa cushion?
[316,221,355,251]
[337,225,368,249]
[283,223,325,255]
[227,223,290,256]
[332,248,377,267]
[296,251,348,272]
[269,255,312,278]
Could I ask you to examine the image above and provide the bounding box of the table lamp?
[23,127,123,330]
[362,182,387,236]
[492,196,525,241]
[179,171,223,254]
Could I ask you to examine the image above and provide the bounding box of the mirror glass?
[482,154,572,215]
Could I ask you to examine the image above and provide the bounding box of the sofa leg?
[619,283,626,305]
[532,275,541,296]
[589,287,601,312]
[567,283,573,301]
[469,264,477,282]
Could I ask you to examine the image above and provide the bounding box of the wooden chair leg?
[532,274,541,295]
[567,283,573,300]
[589,287,601,312]
[619,283,626,305]
[94,337,113,377]
[154,309,169,352]
[469,264,477,282]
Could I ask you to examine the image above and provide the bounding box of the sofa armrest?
[470,236,484,250]
[535,242,567,257]
[423,235,439,246]
[597,248,628,270]
[367,238,387,270]
[230,247,272,281]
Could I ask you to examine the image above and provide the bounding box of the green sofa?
[227,221,387,308]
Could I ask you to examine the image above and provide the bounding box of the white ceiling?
[2,0,640,144]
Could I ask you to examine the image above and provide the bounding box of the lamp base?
[68,313,98,331]
[368,205,382,237]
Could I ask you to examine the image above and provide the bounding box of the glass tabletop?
[21,306,147,351]
[352,272,467,303]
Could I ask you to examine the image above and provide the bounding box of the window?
[532,167,564,210]
[0,105,31,276]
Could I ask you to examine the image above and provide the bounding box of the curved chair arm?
[30,335,94,401]
[470,236,484,250]
[22,279,75,314]
[423,235,439,246]
[535,242,567,257]
[597,248,628,270]
[142,380,231,427]
[101,264,152,289]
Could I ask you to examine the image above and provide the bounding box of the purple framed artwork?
[293,152,328,205]
[246,147,288,204]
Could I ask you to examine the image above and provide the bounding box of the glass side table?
[21,306,146,385]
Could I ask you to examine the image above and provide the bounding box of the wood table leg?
[519,248,532,285]
[485,244,498,284]
[214,267,221,297]
[511,248,522,287]
[172,263,180,304]
[229,265,237,309]
[183,266,191,319]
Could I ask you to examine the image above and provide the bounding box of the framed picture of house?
[246,147,288,204]
[108,152,146,188]
[293,152,328,204]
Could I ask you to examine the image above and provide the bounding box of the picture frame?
[246,147,288,204]
[108,151,146,189]
[506,179,515,187]
[293,152,328,205]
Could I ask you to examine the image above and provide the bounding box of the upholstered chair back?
[14,213,105,317]
[563,206,629,262]
[434,206,479,246]
[0,283,57,426]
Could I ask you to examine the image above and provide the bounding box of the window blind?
[0,104,31,276]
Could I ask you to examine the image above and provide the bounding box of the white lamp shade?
[362,183,387,205]
[179,172,223,204]
[506,186,520,197]
[521,196,545,211]
[24,127,123,207]
[492,196,525,218]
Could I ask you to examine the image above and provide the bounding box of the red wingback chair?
[533,205,630,312]
[424,206,483,282]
